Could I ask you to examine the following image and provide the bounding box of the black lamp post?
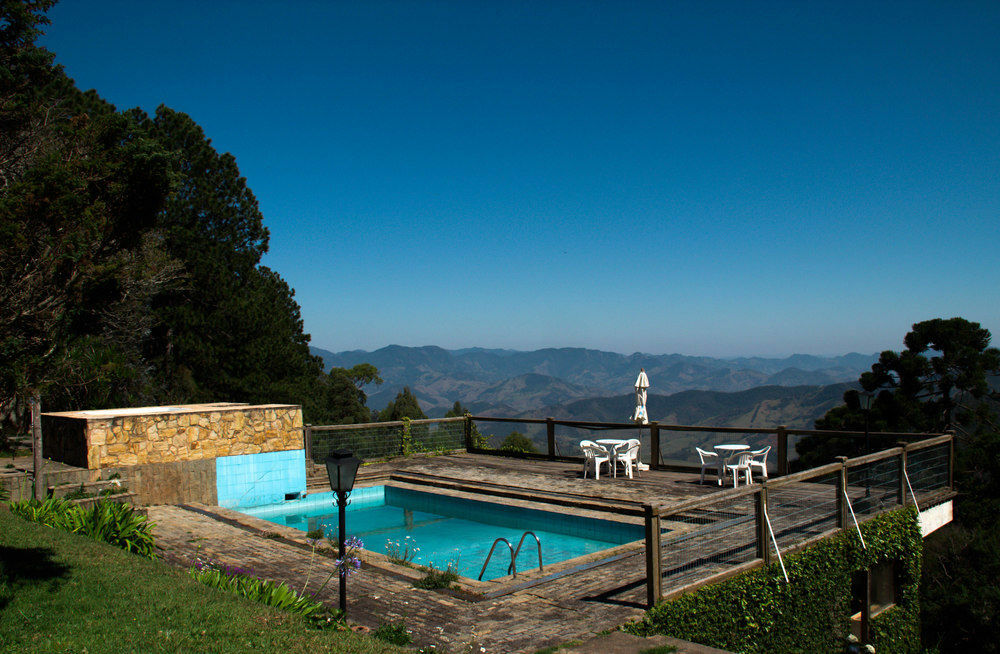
[859,392,874,498]
[325,450,362,615]
[859,391,874,455]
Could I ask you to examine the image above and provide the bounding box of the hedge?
[625,507,923,653]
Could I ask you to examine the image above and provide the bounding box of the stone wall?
[42,404,303,469]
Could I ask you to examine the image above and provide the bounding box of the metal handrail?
[513,531,543,574]
[478,538,514,581]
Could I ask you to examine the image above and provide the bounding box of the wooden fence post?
[30,391,44,500]
[946,429,955,490]
[835,456,849,529]
[464,415,473,452]
[546,417,555,460]
[303,424,313,465]
[649,421,660,470]
[755,484,771,565]
[776,425,788,476]
[644,503,662,607]
[898,442,909,506]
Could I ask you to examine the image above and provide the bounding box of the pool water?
[240,485,643,580]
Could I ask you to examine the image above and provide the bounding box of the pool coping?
[191,477,652,600]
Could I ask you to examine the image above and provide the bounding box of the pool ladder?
[477,531,543,581]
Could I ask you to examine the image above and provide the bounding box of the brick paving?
[149,455,725,653]
[151,503,652,653]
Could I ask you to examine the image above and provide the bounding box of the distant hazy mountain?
[310,345,874,417]
[530,383,851,429]
[496,383,855,463]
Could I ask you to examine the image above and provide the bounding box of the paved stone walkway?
[150,503,654,654]
[147,456,740,653]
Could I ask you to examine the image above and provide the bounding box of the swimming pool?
[240,485,643,580]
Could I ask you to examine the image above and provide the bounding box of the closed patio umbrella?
[632,368,649,424]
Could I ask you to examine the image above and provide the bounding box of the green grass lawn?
[0,506,405,654]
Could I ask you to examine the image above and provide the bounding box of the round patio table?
[714,444,751,487]
[713,444,750,454]
[596,439,631,478]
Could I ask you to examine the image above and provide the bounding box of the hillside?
[310,345,874,417]
[469,383,854,462]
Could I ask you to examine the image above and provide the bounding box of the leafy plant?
[499,431,538,454]
[413,563,459,590]
[402,416,413,456]
[373,621,412,646]
[99,483,127,496]
[62,484,92,500]
[9,496,75,526]
[385,535,419,565]
[309,536,364,598]
[9,497,156,558]
[626,508,922,654]
[190,565,327,622]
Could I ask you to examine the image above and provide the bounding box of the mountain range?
[310,345,872,426]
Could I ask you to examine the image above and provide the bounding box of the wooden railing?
[640,433,954,607]
[467,415,945,476]
[303,416,953,608]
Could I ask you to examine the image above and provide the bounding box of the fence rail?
[467,415,945,476]
[642,434,954,607]
[303,415,953,608]
[304,417,466,464]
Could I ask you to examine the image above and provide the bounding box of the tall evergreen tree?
[377,387,426,421]
[144,106,326,411]
[797,317,1000,468]
[0,1,174,426]
[315,364,383,425]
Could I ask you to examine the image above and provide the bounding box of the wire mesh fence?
[649,434,953,602]
[308,419,465,464]
[767,471,840,552]
[658,430,777,470]
[659,494,758,593]
[847,457,902,517]
[906,442,950,496]
[553,424,648,459]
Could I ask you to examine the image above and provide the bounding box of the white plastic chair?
[581,440,611,479]
[696,447,722,485]
[726,451,754,487]
[748,446,771,481]
[613,439,641,479]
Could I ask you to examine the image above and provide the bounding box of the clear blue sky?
[41,1,1000,357]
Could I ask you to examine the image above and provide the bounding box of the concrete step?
[69,491,141,510]
[48,478,129,499]
[560,631,733,654]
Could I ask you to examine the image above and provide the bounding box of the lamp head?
[325,450,362,493]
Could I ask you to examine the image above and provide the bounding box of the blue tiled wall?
[216,449,307,508]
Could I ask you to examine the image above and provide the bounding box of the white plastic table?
[596,439,635,477]
[596,438,628,449]
[714,444,751,486]
[714,444,750,455]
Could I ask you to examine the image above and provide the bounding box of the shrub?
[9,496,75,526]
[190,565,328,623]
[9,497,156,559]
[385,535,419,566]
[373,621,412,646]
[413,563,459,590]
[62,484,92,500]
[500,432,538,454]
